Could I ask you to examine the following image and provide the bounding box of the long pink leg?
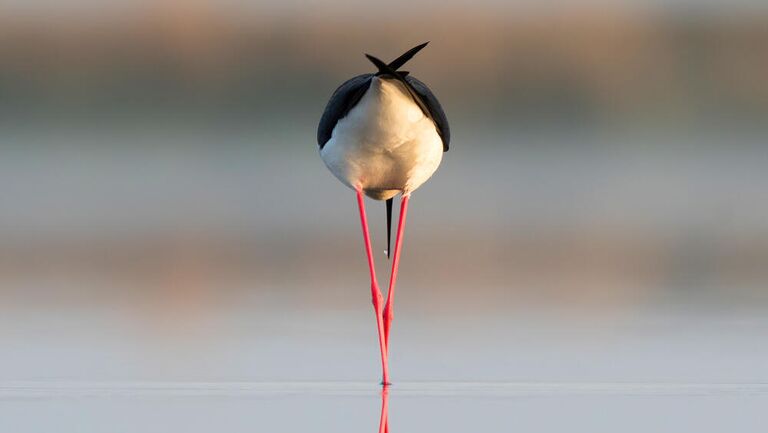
[378,386,390,433]
[383,194,409,348]
[356,189,390,385]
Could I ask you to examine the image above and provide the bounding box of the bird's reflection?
[378,386,390,433]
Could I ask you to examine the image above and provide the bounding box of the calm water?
[1,381,766,432]
[1,305,767,432]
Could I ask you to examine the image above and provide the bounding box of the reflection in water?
[378,387,390,433]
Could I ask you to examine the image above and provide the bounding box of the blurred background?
[1,0,767,390]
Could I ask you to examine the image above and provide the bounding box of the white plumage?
[320,76,444,200]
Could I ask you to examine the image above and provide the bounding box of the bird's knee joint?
[371,289,383,308]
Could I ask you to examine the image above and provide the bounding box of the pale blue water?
[1,306,767,432]
[1,381,766,432]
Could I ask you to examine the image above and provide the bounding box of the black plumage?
[404,75,450,151]
[316,73,373,149]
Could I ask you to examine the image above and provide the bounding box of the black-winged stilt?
[317,42,450,385]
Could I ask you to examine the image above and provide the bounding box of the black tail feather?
[364,54,395,76]
[388,42,429,70]
[386,198,393,259]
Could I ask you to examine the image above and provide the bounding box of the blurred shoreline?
[1,6,766,131]
[1,2,766,315]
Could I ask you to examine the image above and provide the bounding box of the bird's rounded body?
[320,76,443,200]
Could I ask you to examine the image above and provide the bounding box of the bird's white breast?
[320,76,443,200]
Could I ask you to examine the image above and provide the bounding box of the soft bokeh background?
[0,1,767,430]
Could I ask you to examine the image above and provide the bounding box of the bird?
[317,42,450,385]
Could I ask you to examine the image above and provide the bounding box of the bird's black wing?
[317,74,373,149]
[404,76,450,152]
